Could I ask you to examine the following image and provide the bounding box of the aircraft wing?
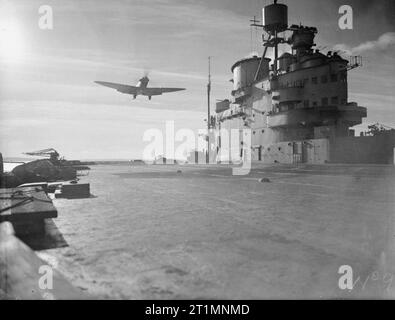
[94,81,138,94]
[160,87,185,93]
[144,87,186,95]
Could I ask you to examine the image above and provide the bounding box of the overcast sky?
[0,0,394,159]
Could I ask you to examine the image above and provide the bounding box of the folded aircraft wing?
[94,81,138,94]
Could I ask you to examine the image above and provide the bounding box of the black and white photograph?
[0,0,394,310]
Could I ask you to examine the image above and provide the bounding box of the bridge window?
[331,96,338,105]
[322,97,328,106]
[312,76,318,84]
[321,75,328,83]
[304,100,310,108]
[330,74,338,82]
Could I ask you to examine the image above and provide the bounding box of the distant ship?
[211,0,395,164]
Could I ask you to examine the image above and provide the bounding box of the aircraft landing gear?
[133,95,137,99]
[148,96,152,100]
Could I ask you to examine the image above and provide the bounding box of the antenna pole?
[207,56,211,163]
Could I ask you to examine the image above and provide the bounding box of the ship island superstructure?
[209,0,395,165]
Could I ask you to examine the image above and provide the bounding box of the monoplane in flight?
[94,74,185,100]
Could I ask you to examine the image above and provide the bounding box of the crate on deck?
[56,182,90,199]
[0,186,57,235]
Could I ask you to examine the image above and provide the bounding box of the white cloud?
[334,32,395,55]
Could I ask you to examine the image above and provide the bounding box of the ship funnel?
[289,25,317,55]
